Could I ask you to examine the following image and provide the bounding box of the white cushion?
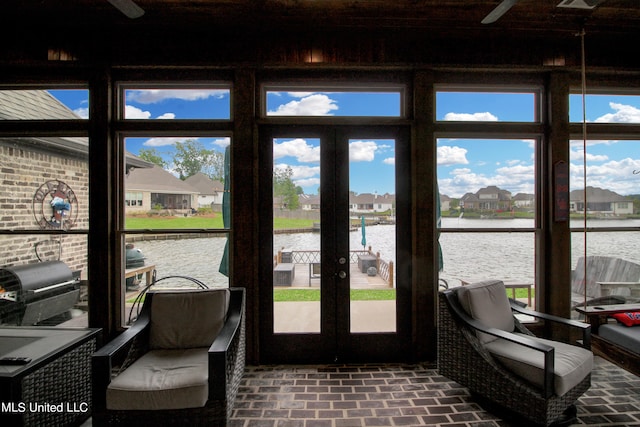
[106,348,208,410]
[149,288,230,349]
[457,280,514,344]
[484,333,593,396]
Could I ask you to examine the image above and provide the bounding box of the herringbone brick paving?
[229,357,640,427]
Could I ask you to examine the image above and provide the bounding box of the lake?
[131,218,640,288]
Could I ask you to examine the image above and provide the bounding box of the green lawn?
[274,289,396,301]
[273,288,533,302]
[126,215,315,230]
[126,215,224,229]
[129,288,530,303]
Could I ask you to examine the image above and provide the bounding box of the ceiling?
[3,0,640,38]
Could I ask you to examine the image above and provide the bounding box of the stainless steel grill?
[0,261,80,325]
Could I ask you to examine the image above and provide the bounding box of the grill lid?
[0,261,75,301]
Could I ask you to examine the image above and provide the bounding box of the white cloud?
[213,137,231,148]
[127,89,228,104]
[383,157,395,165]
[570,157,640,195]
[295,177,321,188]
[439,162,537,198]
[437,146,469,166]
[274,163,321,189]
[124,104,174,119]
[268,94,338,116]
[349,140,378,162]
[125,105,151,119]
[143,137,189,147]
[443,112,498,121]
[595,103,640,123]
[273,138,320,162]
[288,92,317,98]
[452,168,472,175]
[274,164,321,180]
[569,148,609,162]
[73,107,89,119]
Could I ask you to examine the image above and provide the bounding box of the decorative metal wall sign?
[32,180,79,230]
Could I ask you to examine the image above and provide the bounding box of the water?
[131,218,640,288]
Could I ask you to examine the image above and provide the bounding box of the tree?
[273,166,299,210]
[138,148,167,168]
[172,139,224,181]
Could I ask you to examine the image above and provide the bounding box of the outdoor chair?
[571,256,640,308]
[438,280,592,426]
[92,287,246,427]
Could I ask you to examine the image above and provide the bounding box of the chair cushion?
[150,288,230,349]
[457,280,514,344]
[484,333,593,396]
[106,348,208,410]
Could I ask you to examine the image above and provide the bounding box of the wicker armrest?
[92,307,151,411]
[208,287,246,402]
[509,301,591,349]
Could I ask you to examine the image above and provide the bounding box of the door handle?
[338,270,347,279]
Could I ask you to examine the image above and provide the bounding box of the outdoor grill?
[0,261,80,325]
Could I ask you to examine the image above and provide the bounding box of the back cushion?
[149,288,230,349]
[457,280,514,344]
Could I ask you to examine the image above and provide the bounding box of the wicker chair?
[438,280,592,426]
[92,287,245,427]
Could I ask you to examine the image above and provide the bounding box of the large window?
[569,90,640,308]
[118,84,232,325]
[436,86,540,309]
[0,88,90,327]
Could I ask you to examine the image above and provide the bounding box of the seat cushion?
[457,280,514,344]
[484,333,593,396]
[599,323,640,354]
[106,348,208,410]
[150,288,230,349]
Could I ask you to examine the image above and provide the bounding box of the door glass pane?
[272,137,321,333]
[349,138,396,333]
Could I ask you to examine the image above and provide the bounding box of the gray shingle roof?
[184,172,224,194]
[0,90,80,120]
[126,165,199,194]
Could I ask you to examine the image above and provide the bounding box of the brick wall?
[0,141,89,277]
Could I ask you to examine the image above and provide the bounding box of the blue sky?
[48,89,640,197]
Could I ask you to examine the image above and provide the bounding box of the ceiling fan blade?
[481,0,522,24]
[107,0,145,19]
[557,0,606,9]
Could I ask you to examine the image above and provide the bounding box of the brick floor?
[229,357,640,427]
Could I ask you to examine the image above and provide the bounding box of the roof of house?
[0,89,152,169]
[477,185,512,200]
[0,90,79,120]
[184,172,224,195]
[350,193,395,204]
[513,193,535,201]
[126,165,199,194]
[299,194,320,205]
[570,186,629,203]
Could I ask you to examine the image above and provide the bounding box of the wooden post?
[388,261,394,288]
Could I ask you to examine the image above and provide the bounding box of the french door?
[258,125,411,363]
